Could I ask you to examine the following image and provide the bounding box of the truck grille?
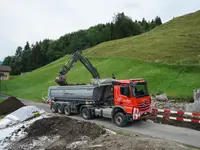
[138,101,150,111]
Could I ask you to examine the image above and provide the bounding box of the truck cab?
[91,78,151,126]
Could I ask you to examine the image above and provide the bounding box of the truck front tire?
[81,108,92,120]
[114,112,127,127]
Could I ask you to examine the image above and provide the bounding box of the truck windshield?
[132,82,149,98]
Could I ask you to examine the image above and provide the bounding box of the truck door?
[121,85,133,114]
[114,85,132,114]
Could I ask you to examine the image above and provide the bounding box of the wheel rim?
[51,105,56,112]
[64,107,69,114]
[58,105,63,113]
[116,116,122,125]
[82,109,88,118]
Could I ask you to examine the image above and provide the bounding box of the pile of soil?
[86,134,194,150]
[20,116,105,149]
[25,116,105,139]
[0,96,25,115]
[7,116,197,150]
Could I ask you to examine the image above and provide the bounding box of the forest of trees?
[2,12,162,75]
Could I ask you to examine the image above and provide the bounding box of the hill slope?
[1,10,200,101]
[1,56,200,101]
[85,10,200,64]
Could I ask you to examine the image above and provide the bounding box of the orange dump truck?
[48,78,152,127]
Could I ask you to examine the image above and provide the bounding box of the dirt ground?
[6,115,199,150]
[0,96,25,115]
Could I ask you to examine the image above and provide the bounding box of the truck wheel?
[64,105,71,116]
[50,103,58,113]
[81,108,92,120]
[58,104,64,114]
[114,112,127,127]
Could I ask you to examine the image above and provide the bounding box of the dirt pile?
[25,116,105,139]
[0,96,25,115]
[21,116,105,149]
[6,115,198,150]
[86,134,195,150]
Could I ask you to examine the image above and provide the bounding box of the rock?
[185,101,200,112]
[88,144,103,148]
[194,89,200,103]
[163,103,171,108]
[17,128,21,132]
[155,93,168,101]
[169,100,176,103]
[105,128,117,135]
[66,140,88,149]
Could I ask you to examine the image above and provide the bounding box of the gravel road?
[1,94,200,148]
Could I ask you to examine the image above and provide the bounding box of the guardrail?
[151,108,200,124]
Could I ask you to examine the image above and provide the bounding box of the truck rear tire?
[64,105,71,116]
[50,103,58,113]
[58,104,64,114]
[114,112,127,127]
[81,108,92,120]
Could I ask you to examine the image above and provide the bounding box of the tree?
[112,12,141,39]
[2,56,12,66]
[140,18,150,32]
[15,46,23,59]
[10,56,22,75]
[149,20,156,30]
[155,16,162,25]
[24,41,30,51]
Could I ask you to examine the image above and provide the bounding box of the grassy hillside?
[84,10,200,64]
[1,56,200,102]
[1,10,200,102]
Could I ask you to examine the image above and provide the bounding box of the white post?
[194,89,200,103]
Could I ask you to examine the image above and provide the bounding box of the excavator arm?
[55,50,100,86]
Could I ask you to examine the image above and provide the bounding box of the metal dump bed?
[48,85,95,101]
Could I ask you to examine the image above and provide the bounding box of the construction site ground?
[4,114,199,150]
[1,95,200,149]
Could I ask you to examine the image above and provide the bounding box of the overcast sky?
[0,0,200,61]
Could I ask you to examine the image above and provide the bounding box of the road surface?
[1,94,200,148]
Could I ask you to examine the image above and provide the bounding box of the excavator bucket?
[55,75,67,86]
[55,50,100,86]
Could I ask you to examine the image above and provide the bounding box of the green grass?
[84,10,200,65]
[1,56,200,102]
[0,98,4,103]
[0,115,5,119]
[0,99,5,119]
